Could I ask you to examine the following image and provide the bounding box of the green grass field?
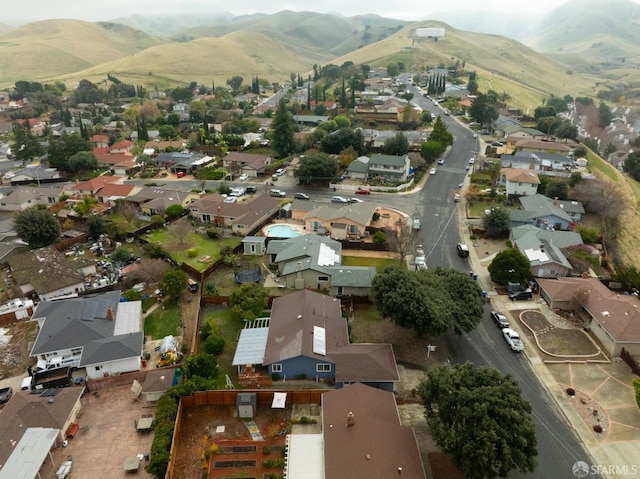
[143,302,180,339]
[341,255,401,271]
[199,307,244,382]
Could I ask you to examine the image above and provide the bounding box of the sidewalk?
[457,193,640,477]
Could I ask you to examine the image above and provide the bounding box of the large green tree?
[468,93,499,130]
[487,248,531,286]
[418,362,537,479]
[623,151,640,181]
[429,116,453,147]
[47,132,92,171]
[270,99,297,158]
[13,206,61,248]
[369,266,484,336]
[159,269,188,302]
[11,122,45,164]
[319,127,365,156]
[229,283,268,321]
[295,152,339,184]
[482,207,510,238]
[382,132,410,156]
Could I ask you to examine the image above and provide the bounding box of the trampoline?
[234,263,262,284]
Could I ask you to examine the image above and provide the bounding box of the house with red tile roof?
[66,176,121,197]
[109,139,134,154]
[96,183,139,205]
[537,277,640,356]
[90,135,109,148]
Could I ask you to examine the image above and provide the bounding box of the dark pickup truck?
[32,366,73,390]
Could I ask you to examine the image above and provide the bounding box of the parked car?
[0,386,13,404]
[415,258,428,271]
[415,244,425,259]
[438,159,445,165]
[294,192,310,200]
[503,328,525,352]
[275,168,286,176]
[468,158,476,164]
[223,196,238,203]
[453,193,461,202]
[429,167,437,175]
[355,188,371,195]
[239,173,249,181]
[269,189,286,197]
[413,218,421,230]
[491,141,504,147]
[348,198,363,204]
[245,186,257,194]
[331,196,348,204]
[509,289,533,301]
[490,311,510,329]
[176,171,186,178]
[456,243,470,257]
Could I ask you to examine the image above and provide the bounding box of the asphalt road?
[407,91,600,479]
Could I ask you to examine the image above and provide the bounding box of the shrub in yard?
[272,373,281,381]
[204,335,225,355]
[144,242,166,259]
[372,212,380,221]
[299,416,309,424]
[566,388,576,396]
[372,230,386,244]
[187,247,198,258]
[633,378,640,408]
[593,425,603,433]
[206,229,220,239]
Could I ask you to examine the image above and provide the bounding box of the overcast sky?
[5,0,591,23]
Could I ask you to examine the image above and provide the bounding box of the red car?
[176,171,186,178]
[355,188,371,195]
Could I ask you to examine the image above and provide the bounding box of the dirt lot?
[0,320,37,379]
[173,404,290,479]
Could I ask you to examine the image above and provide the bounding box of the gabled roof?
[72,175,120,192]
[263,290,348,364]
[346,157,370,173]
[0,186,61,205]
[537,277,640,343]
[80,331,143,367]
[223,152,270,170]
[511,224,583,249]
[30,291,140,356]
[501,167,540,184]
[368,153,407,168]
[303,203,377,228]
[519,194,573,223]
[322,383,425,479]
[189,193,280,225]
[268,235,342,275]
[515,138,571,152]
[325,266,376,288]
[97,183,136,199]
[6,246,88,295]
[0,388,84,466]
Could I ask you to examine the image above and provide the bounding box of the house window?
[318,276,329,282]
[272,364,282,373]
[71,348,82,356]
[94,366,101,371]
[203,214,211,222]
[311,221,321,232]
[316,363,331,372]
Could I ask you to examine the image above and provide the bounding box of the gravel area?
[564,388,610,440]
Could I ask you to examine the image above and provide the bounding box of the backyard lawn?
[342,255,401,271]
[145,228,241,271]
[199,306,244,383]
[144,302,180,339]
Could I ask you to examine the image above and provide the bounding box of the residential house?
[96,183,139,206]
[345,156,370,180]
[537,277,640,356]
[266,234,376,296]
[492,115,522,138]
[66,176,121,198]
[30,290,144,379]
[514,138,572,155]
[6,246,96,300]
[125,185,201,212]
[188,193,280,234]
[354,100,403,123]
[155,151,213,174]
[143,139,187,154]
[109,139,134,154]
[232,290,399,390]
[130,130,160,141]
[0,186,61,212]
[510,225,582,278]
[318,383,426,479]
[301,202,377,239]
[94,151,138,176]
[89,134,109,148]
[367,153,411,182]
[504,128,546,147]
[293,115,329,126]
[0,389,84,468]
[500,151,574,174]
[510,194,580,231]
[8,166,63,186]
[172,102,190,121]
[222,152,272,177]
[500,168,540,197]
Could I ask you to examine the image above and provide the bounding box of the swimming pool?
[266,224,303,238]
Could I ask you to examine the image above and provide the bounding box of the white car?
[438,159,445,165]
[239,173,249,181]
[275,168,286,176]
[223,196,238,203]
[348,198,363,204]
[430,167,437,175]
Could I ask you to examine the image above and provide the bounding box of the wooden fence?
[621,348,640,376]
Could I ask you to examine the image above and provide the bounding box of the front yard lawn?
[144,302,180,339]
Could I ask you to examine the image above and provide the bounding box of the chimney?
[539,244,545,252]
[347,411,355,427]
[398,467,403,474]
[553,197,558,206]
[107,306,114,320]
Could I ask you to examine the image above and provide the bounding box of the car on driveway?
[490,311,509,328]
[239,173,249,181]
[509,289,533,301]
[0,387,13,404]
[294,192,310,200]
[429,167,437,175]
[491,141,504,147]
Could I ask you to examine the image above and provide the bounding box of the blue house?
[233,290,399,391]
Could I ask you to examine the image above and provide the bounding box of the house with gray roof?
[7,166,63,186]
[232,290,399,390]
[154,151,214,174]
[510,225,582,278]
[266,234,375,296]
[345,156,370,180]
[368,153,411,182]
[511,194,577,231]
[189,193,280,234]
[0,185,61,212]
[500,151,573,174]
[30,290,143,380]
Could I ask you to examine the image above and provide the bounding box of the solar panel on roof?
[313,326,326,356]
[81,301,97,321]
[95,300,110,318]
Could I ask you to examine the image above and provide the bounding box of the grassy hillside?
[0,19,166,86]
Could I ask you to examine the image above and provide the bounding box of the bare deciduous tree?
[170,216,192,245]
[126,259,170,287]
[387,218,416,264]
